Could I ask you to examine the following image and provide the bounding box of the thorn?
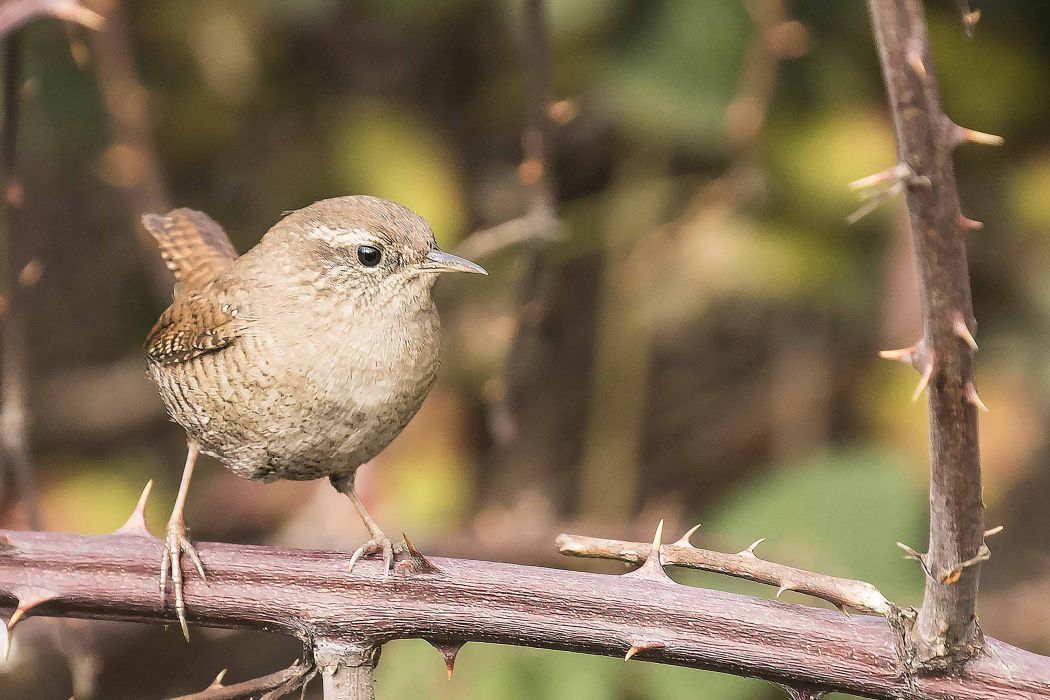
[775,582,797,599]
[965,382,989,412]
[906,44,927,79]
[8,585,59,630]
[984,525,1004,538]
[673,523,702,547]
[428,640,465,680]
[960,214,983,231]
[879,345,919,368]
[624,520,674,583]
[912,353,935,402]
[849,163,910,191]
[399,532,441,575]
[836,604,850,617]
[208,669,228,689]
[738,538,766,558]
[950,121,1005,147]
[115,480,155,536]
[624,640,665,662]
[952,311,978,351]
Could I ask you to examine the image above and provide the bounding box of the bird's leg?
[330,472,398,575]
[160,441,206,641]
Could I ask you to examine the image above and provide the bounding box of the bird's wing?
[145,292,238,365]
[142,208,238,297]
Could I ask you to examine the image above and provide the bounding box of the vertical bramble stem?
[315,640,377,700]
[867,0,984,670]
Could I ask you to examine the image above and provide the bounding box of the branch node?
[624,639,665,662]
[952,311,978,351]
[847,163,911,223]
[938,543,992,586]
[896,541,933,578]
[624,520,673,583]
[114,479,155,537]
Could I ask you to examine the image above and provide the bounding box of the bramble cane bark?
[866,0,990,671]
[1,529,1049,699]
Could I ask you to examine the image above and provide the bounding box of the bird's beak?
[421,248,487,275]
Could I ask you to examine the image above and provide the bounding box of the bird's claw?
[348,536,402,576]
[160,518,205,641]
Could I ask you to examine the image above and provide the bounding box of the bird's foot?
[159,518,206,641]
[348,535,404,576]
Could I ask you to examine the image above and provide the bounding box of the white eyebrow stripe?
[308,225,375,247]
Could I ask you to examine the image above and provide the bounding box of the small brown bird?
[143,196,485,638]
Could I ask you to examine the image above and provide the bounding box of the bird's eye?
[357,245,382,267]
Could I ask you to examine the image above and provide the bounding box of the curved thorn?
[911,357,935,402]
[624,640,665,662]
[209,669,228,689]
[673,523,702,547]
[984,525,1004,538]
[952,312,978,351]
[960,214,983,231]
[739,537,766,558]
[8,586,59,630]
[775,582,796,600]
[965,382,989,412]
[906,47,926,78]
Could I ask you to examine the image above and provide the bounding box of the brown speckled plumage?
[144,196,484,638]
[145,196,450,483]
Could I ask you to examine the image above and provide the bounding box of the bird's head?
[272,195,486,309]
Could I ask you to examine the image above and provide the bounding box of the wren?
[142,196,486,638]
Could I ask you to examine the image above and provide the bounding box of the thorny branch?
[0,525,1048,699]
[171,659,316,700]
[557,525,894,617]
[865,0,995,672]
